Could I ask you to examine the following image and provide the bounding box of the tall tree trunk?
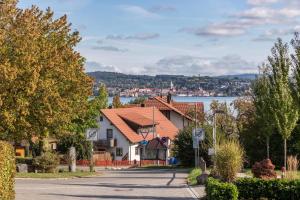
[284,139,287,169]
[266,136,270,159]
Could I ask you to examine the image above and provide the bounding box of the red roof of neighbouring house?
[118,112,159,127]
[101,107,179,143]
[144,96,204,120]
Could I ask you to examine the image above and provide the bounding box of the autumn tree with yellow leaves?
[0,0,93,144]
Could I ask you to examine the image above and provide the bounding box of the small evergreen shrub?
[206,177,238,200]
[16,157,33,165]
[0,141,15,200]
[235,178,300,200]
[252,159,277,179]
[214,140,244,182]
[33,151,60,173]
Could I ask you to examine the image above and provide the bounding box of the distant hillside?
[87,71,253,96]
[216,73,258,80]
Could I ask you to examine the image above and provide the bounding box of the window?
[99,116,103,121]
[106,129,113,139]
[135,147,139,155]
[116,148,123,156]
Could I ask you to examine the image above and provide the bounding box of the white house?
[86,107,178,161]
[142,96,204,130]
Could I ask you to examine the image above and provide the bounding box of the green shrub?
[0,141,15,200]
[206,177,238,200]
[235,178,300,200]
[16,157,33,165]
[214,140,244,182]
[33,151,60,173]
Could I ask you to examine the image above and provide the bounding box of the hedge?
[205,177,238,200]
[0,141,15,200]
[235,178,300,200]
[16,157,33,166]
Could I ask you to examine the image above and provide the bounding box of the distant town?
[88,71,256,97]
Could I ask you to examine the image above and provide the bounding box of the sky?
[18,0,300,76]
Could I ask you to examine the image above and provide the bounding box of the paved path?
[16,169,197,200]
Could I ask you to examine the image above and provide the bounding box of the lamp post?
[212,109,225,168]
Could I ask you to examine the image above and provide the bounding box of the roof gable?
[101,107,178,143]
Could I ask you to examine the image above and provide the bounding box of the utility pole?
[152,106,155,139]
[194,103,198,168]
[212,110,225,168]
[212,112,216,168]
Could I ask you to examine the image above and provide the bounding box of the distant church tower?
[170,81,175,92]
[170,81,174,90]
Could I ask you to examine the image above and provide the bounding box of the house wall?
[97,116,139,161]
[169,111,190,130]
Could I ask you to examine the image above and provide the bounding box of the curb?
[186,184,200,199]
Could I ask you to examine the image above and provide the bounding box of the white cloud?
[253,26,300,41]
[142,55,256,76]
[91,45,128,52]
[120,5,159,18]
[85,61,118,72]
[180,21,247,37]
[149,5,176,13]
[106,33,160,40]
[247,0,278,6]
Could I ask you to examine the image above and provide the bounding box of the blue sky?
[18,0,300,76]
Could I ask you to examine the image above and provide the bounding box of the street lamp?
[212,109,225,168]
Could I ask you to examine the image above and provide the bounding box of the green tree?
[57,134,92,160]
[268,39,298,168]
[0,1,93,143]
[112,95,123,108]
[252,66,274,159]
[128,96,146,105]
[172,126,195,166]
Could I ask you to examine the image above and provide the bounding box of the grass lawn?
[187,168,201,185]
[16,171,99,179]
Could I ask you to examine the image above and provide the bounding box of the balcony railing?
[93,139,117,149]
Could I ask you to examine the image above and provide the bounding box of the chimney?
[167,93,172,104]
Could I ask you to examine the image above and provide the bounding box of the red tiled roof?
[154,97,193,119]
[171,102,204,116]
[118,112,158,127]
[101,107,179,143]
[144,98,171,110]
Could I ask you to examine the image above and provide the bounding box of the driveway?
[16,168,197,200]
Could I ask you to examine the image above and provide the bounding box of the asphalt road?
[16,169,197,200]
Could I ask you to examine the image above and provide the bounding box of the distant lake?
[108,96,238,112]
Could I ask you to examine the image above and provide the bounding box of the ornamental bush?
[0,141,15,200]
[33,151,60,173]
[205,177,238,200]
[252,159,277,179]
[214,140,244,182]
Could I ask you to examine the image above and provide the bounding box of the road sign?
[193,137,199,149]
[86,129,98,141]
[208,148,215,156]
[161,137,167,143]
[193,128,205,141]
[140,140,148,146]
